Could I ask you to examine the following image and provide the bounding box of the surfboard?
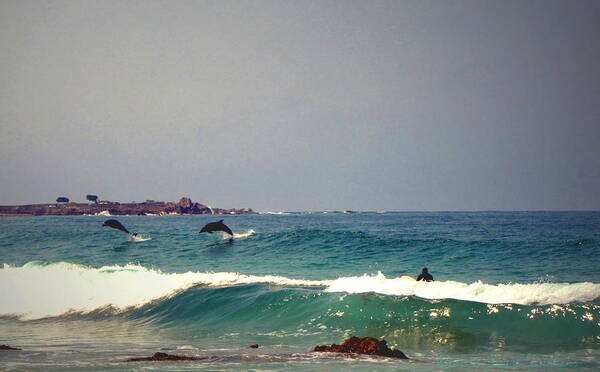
[399,275,416,280]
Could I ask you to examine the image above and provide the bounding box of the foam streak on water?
[231,229,256,239]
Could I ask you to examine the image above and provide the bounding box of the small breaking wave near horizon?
[2,261,599,320]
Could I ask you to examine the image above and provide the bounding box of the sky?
[1,0,599,211]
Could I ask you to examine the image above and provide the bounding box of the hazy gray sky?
[1,0,599,211]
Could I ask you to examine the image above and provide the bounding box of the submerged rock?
[313,336,408,359]
[249,344,259,348]
[125,352,205,362]
[0,345,21,350]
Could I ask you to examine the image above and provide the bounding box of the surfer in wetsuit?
[417,267,434,282]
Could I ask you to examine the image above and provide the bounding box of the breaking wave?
[325,272,600,305]
[0,261,326,319]
[1,262,599,320]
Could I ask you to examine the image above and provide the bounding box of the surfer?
[416,267,434,282]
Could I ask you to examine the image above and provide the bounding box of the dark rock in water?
[313,336,408,359]
[249,344,259,348]
[0,345,21,350]
[125,352,205,362]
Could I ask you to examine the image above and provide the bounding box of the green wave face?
[108,284,600,354]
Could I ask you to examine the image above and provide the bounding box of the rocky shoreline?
[0,197,254,216]
[3,337,409,363]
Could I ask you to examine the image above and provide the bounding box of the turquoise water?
[1,212,599,370]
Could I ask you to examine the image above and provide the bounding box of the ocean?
[1,212,599,371]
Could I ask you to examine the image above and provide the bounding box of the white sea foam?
[216,229,256,239]
[232,229,255,239]
[1,264,598,319]
[324,272,600,306]
[130,235,151,242]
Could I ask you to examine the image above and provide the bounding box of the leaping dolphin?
[103,219,137,236]
[199,220,233,236]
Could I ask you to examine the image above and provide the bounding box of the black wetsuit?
[417,273,434,282]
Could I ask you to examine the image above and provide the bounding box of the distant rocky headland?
[0,197,254,216]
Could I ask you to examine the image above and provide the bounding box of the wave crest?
[0,261,326,320]
[1,263,599,320]
[325,272,600,305]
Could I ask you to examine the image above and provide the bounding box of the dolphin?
[199,219,233,236]
[103,219,137,236]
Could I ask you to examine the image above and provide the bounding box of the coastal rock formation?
[0,345,21,350]
[313,336,408,359]
[194,204,213,214]
[125,352,205,362]
[178,197,193,212]
[0,197,254,216]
